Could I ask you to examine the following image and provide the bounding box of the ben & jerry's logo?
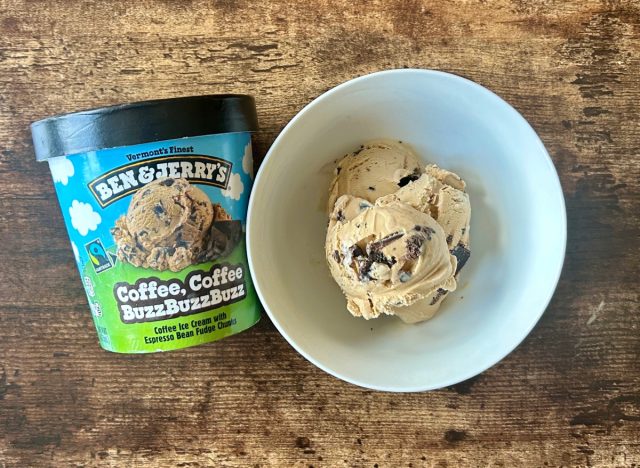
[88,155,232,207]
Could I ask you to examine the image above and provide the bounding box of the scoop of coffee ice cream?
[326,195,457,323]
[325,141,471,323]
[380,164,471,272]
[327,140,422,212]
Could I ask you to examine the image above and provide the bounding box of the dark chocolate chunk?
[350,244,365,258]
[405,235,425,260]
[368,186,375,191]
[451,243,471,274]
[369,250,395,267]
[153,204,165,215]
[446,235,453,245]
[196,220,243,262]
[175,232,188,249]
[414,225,435,240]
[336,210,345,222]
[356,257,372,281]
[336,166,341,174]
[398,173,420,187]
[369,231,404,251]
[159,178,175,186]
[212,220,242,256]
[354,250,395,281]
[332,250,341,262]
[429,288,448,305]
[199,227,225,260]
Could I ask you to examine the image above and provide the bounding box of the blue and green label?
[48,132,260,353]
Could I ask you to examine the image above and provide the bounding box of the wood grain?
[0,0,639,466]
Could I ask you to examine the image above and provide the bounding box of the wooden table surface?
[1,1,638,466]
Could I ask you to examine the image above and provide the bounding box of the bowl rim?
[247,68,567,392]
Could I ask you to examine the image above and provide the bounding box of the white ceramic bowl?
[247,69,566,392]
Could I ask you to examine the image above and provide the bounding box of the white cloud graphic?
[48,156,74,185]
[71,241,80,262]
[221,172,244,201]
[69,200,101,236]
[241,141,253,179]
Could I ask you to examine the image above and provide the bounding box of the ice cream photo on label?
[112,177,241,272]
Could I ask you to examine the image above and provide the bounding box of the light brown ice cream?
[325,141,471,323]
[327,140,422,212]
[326,196,457,322]
[381,164,471,268]
[112,177,240,272]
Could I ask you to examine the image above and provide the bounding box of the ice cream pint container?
[31,95,261,353]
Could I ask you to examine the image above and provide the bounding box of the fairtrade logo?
[85,239,117,274]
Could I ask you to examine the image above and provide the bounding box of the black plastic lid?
[31,94,258,161]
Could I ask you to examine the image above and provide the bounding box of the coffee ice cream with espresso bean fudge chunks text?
[325,140,471,324]
[112,177,241,272]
